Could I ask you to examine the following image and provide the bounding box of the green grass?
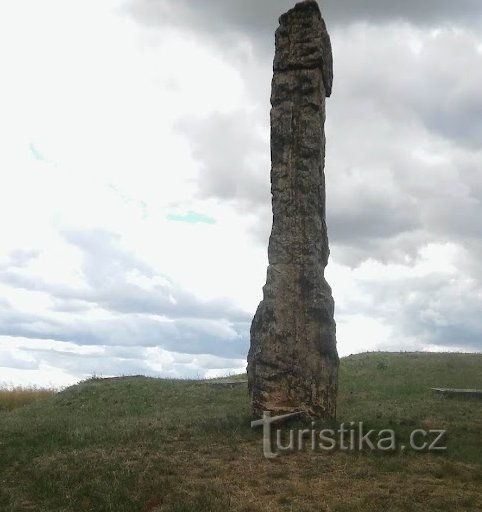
[0,352,481,511]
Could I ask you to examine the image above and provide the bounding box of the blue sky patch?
[167,211,216,225]
[29,143,46,162]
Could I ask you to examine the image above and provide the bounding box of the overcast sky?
[1,0,481,388]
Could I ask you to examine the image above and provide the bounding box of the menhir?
[247,0,339,419]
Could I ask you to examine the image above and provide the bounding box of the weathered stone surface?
[247,0,339,419]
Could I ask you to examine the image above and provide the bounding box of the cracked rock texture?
[247,0,339,419]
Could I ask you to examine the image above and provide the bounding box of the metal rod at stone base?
[431,388,482,398]
[247,0,339,420]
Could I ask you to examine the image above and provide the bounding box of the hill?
[0,352,481,511]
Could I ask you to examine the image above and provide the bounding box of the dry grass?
[0,387,56,412]
[162,444,481,512]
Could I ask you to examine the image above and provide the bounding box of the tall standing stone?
[247,0,339,419]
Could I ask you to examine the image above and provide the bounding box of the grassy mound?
[0,352,481,511]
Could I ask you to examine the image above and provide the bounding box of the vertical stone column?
[247,0,339,419]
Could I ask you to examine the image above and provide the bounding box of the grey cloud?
[123,0,482,280]
[177,110,278,248]
[0,303,60,342]
[323,0,482,27]
[3,341,245,382]
[125,0,482,48]
[124,1,482,272]
[61,229,156,285]
[21,347,153,379]
[328,191,419,245]
[0,351,39,371]
[460,239,482,282]
[124,0,292,43]
[321,24,482,266]
[330,25,482,149]
[51,298,94,313]
[62,228,250,321]
[351,270,482,352]
[0,300,248,358]
[169,18,482,273]
[186,353,246,370]
[4,0,481,379]
[423,102,482,150]
[0,228,250,360]
[177,111,270,208]
[330,231,428,270]
[0,228,250,322]
[2,249,40,269]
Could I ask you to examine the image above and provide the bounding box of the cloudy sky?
[1,0,481,388]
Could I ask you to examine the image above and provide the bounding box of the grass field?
[0,352,481,511]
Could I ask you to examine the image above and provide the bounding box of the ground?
[0,352,481,511]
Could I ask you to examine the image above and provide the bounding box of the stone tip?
[279,0,322,23]
[295,0,322,11]
[275,0,333,97]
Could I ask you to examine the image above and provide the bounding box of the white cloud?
[0,0,481,387]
